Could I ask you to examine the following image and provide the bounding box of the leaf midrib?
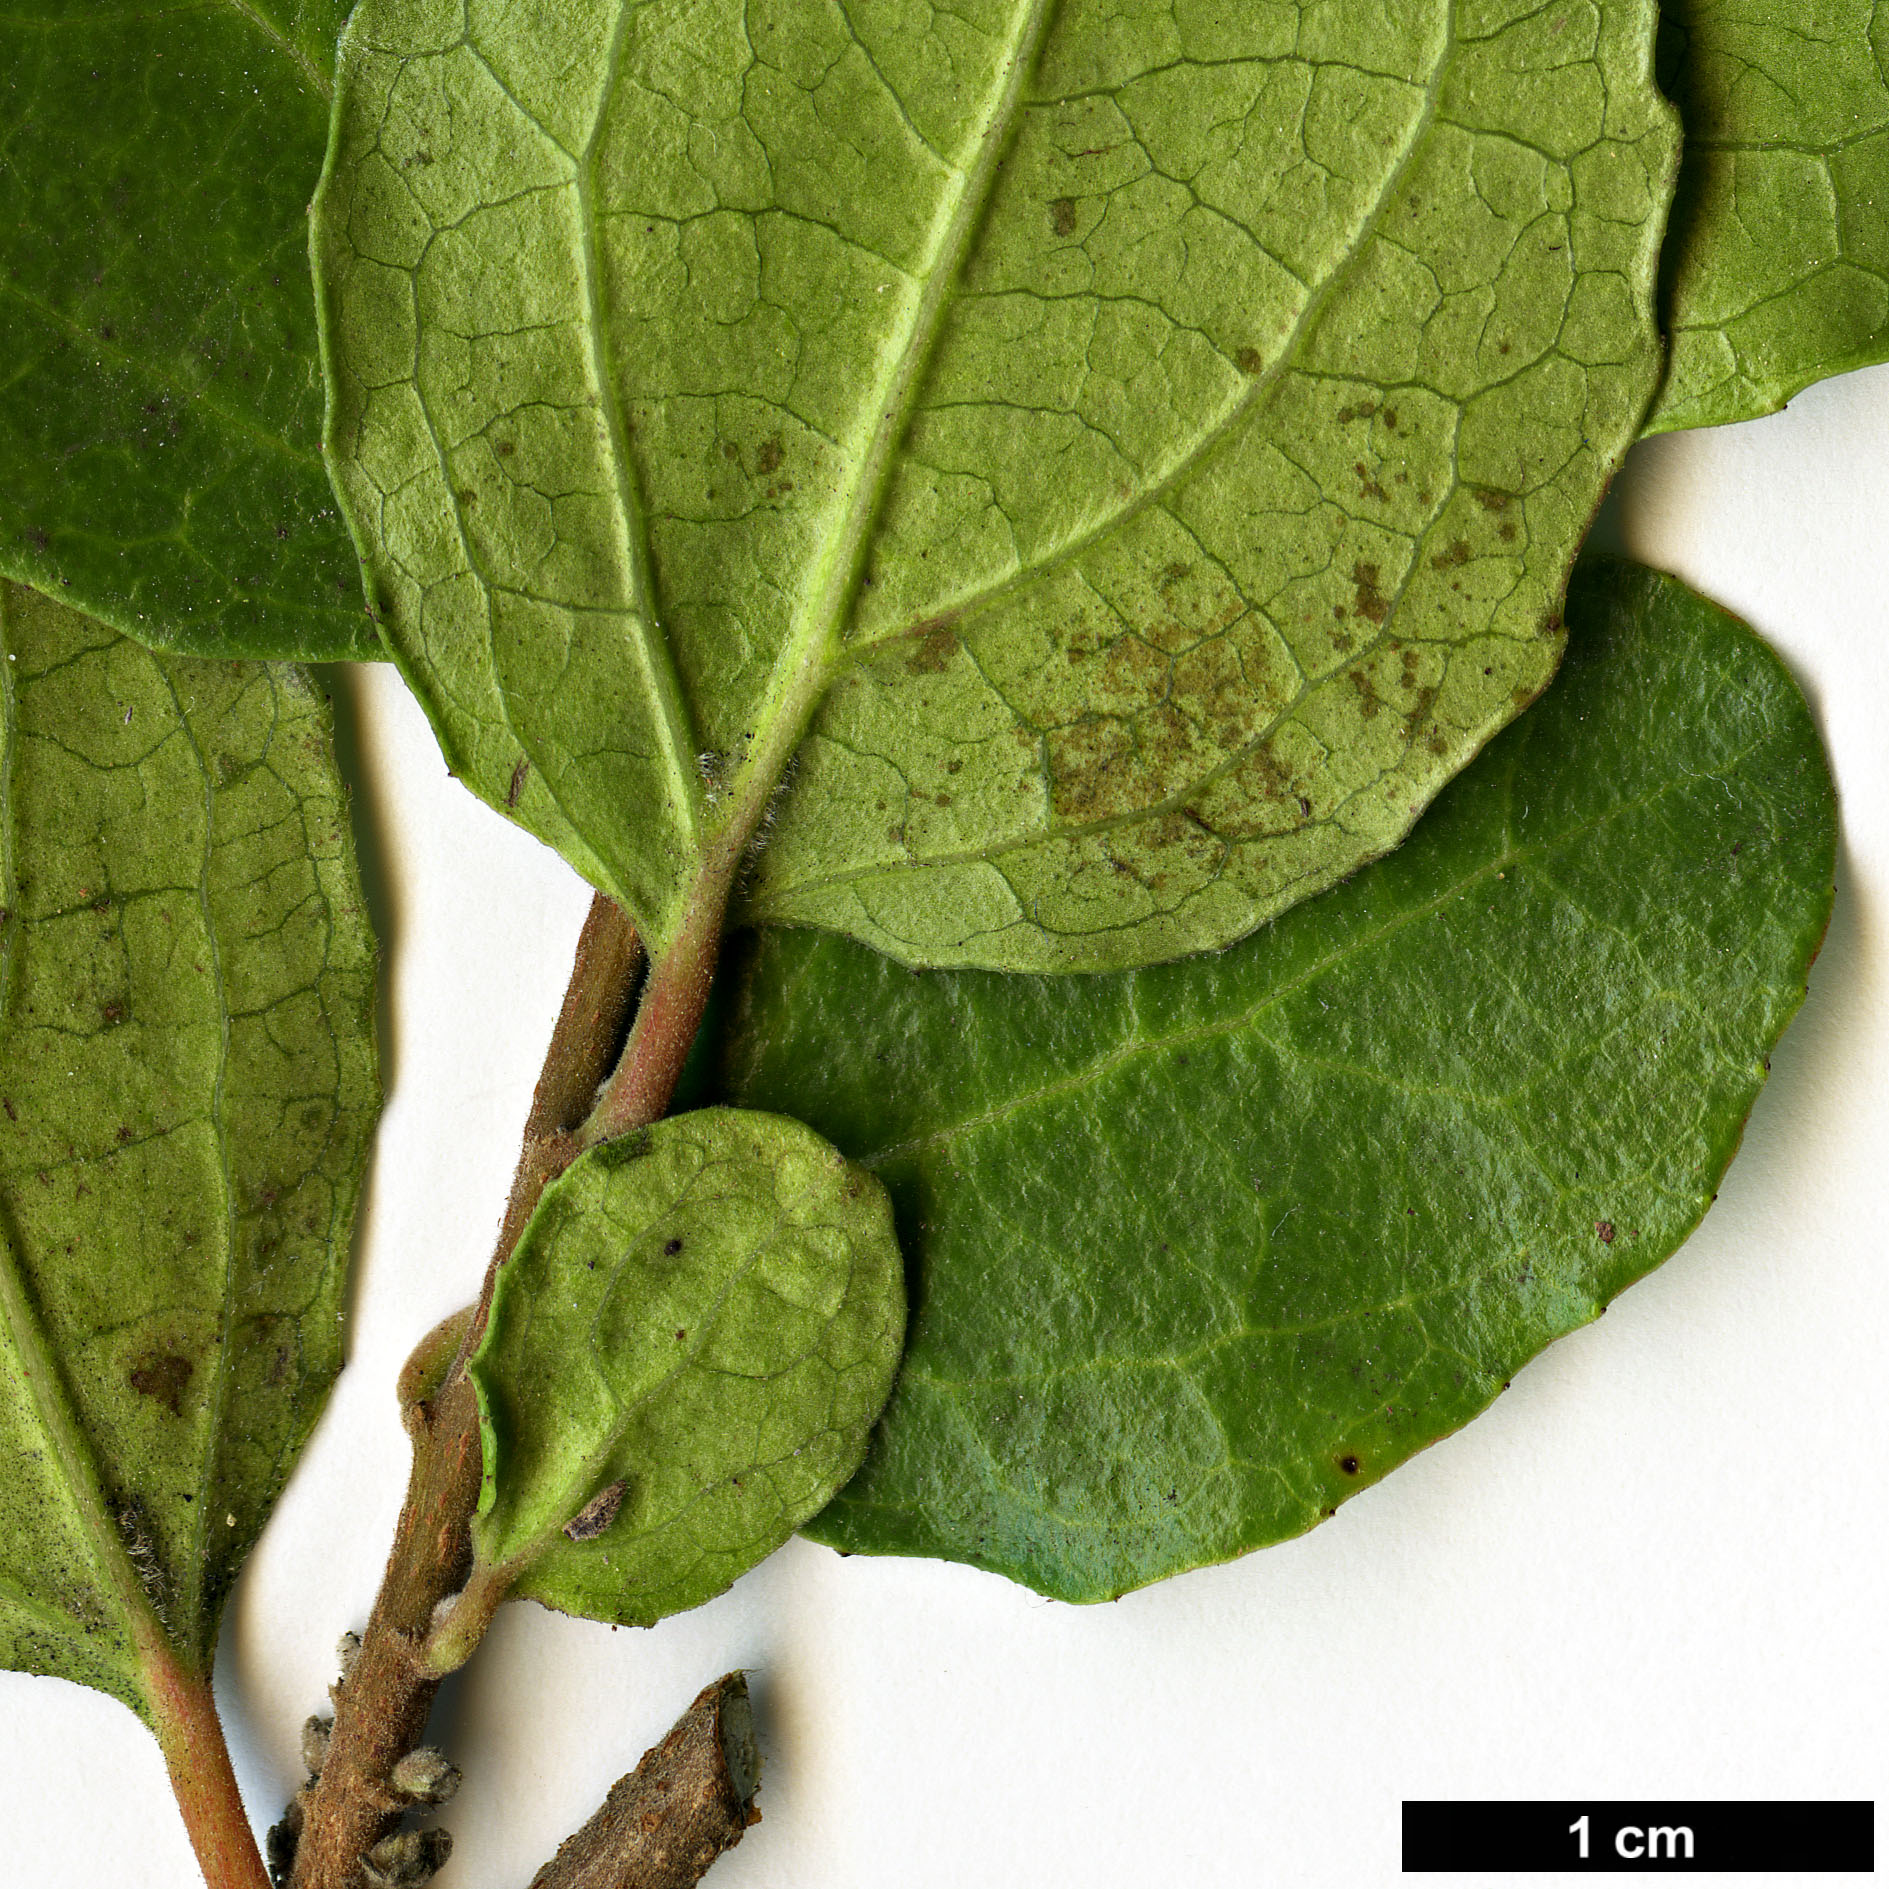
[742,5,1461,925]
[0,277,328,474]
[3,0,331,97]
[212,0,330,99]
[707,0,1064,830]
[573,7,702,838]
[840,11,1456,658]
[156,658,241,1645]
[848,732,1768,1167]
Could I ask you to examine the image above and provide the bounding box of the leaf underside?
[706,559,1835,1603]
[318,0,1679,971]
[0,581,378,1712]
[469,1108,903,1629]
[0,0,377,662]
[1649,0,1889,433]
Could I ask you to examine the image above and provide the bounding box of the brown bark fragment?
[525,1674,762,1889]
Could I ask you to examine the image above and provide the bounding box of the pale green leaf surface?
[317,0,1678,969]
[0,1,379,661]
[704,560,1835,1602]
[1650,0,1889,431]
[0,581,378,1714]
[469,1108,903,1629]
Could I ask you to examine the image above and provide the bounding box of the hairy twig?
[524,1674,762,1889]
[277,1370,482,1888]
[282,897,641,1889]
[579,874,724,1148]
[477,895,644,1348]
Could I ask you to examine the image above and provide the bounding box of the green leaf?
[1649,0,1889,432]
[708,558,1835,1602]
[468,1108,903,1629]
[0,2,379,661]
[0,580,378,1713]
[315,0,1678,970]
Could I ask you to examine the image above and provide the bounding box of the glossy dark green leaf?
[0,581,378,1715]
[1650,0,1889,431]
[468,1109,903,1629]
[315,0,1678,971]
[0,2,378,660]
[709,559,1835,1602]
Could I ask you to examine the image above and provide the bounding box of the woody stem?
[285,895,642,1889]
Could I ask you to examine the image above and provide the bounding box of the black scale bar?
[1403,1801,1874,1872]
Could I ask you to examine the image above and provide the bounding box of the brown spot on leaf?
[1049,196,1078,237]
[754,436,785,476]
[1235,346,1265,374]
[563,1479,627,1543]
[1596,1220,1616,1244]
[1474,488,1512,512]
[663,1236,683,1256]
[907,625,957,674]
[1430,539,1471,571]
[1351,563,1390,624]
[506,758,529,808]
[1355,462,1389,503]
[1338,1454,1361,1476]
[130,1352,193,1417]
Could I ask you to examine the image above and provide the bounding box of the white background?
[3,365,1886,1886]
